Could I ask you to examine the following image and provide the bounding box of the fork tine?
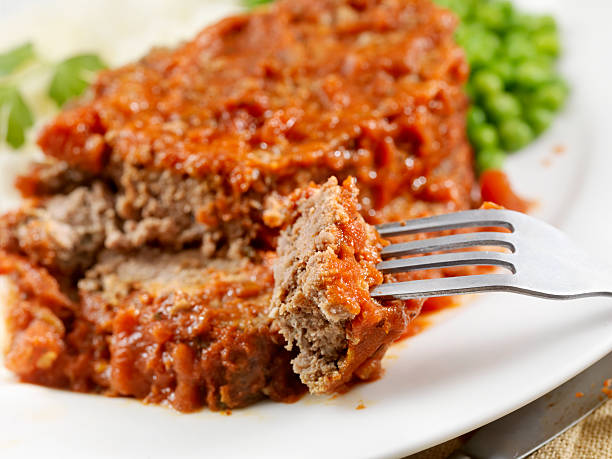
[380,232,516,258]
[375,209,516,238]
[377,251,516,274]
[370,274,514,300]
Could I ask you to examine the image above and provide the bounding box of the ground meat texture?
[1,250,305,412]
[0,182,116,278]
[36,0,474,250]
[271,177,421,392]
[14,161,94,198]
[106,162,268,257]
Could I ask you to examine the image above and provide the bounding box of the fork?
[370,209,612,301]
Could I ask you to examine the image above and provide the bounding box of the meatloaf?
[33,0,472,254]
[1,0,475,411]
[271,177,419,392]
[1,247,305,411]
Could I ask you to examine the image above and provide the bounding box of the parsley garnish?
[0,42,35,77]
[0,43,106,149]
[0,85,34,148]
[0,43,36,148]
[242,0,274,8]
[49,54,107,107]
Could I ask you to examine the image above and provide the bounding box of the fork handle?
[513,272,612,300]
[493,286,612,301]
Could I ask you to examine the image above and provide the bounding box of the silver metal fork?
[370,209,612,301]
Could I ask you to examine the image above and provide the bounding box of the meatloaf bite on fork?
[1,0,476,411]
[271,177,420,393]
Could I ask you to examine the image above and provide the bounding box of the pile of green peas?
[435,0,569,172]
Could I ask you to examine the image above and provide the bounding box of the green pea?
[477,148,506,172]
[485,92,521,122]
[434,0,454,12]
[454,22,472,46]
[434,0,453,8]
[510,12,536,31]
[525,106,555,135]
[499,119,534,151]
[457,0,477,20]
[496,0,515,18]
[437,0,475,20]
[442,0,474,20]
[511,13,556,33]
[533,31,561,57]
[530,54,555,68]
[514,61,553,89]
[461,28,501,67]
[505,32,536,61]
[513,90,533,108]
[469,123,499,151]
[455,23,486,48]
[532,14,558,33]
[533,81,568,111]
[487,60,515,85]
[467,105,487,130]
[450,1,566,158]
[472,70,504,96]
[474,2,508,31]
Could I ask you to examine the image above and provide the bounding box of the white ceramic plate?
[1,1,612,458]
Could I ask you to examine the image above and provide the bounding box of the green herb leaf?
[0,85,34,148]
[49,54,106,107]
[242,0,274,8]
[0,42,36,77]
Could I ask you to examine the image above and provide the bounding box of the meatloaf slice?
[34,0,473,254]
[271,177,420,393]
[0,182,116,278]
[1,248,305,412]
[1,0,476,411]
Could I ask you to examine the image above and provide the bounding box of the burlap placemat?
[411,399,612,459]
